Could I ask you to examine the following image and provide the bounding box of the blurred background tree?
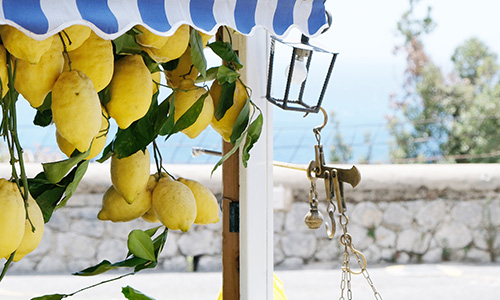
[388,0,500,163]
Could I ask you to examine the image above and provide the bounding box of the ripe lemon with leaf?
[174,80,214,138]
[51,70,102,153]
[165,47,199,88]
[210,79,249,142]
[111,148,150,204]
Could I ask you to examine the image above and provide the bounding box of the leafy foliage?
[388,0,500,163]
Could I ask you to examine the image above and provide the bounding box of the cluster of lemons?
[98,148,220,231]
[0,22,248,261]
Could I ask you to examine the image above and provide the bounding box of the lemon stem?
[0,251,15,282]
[58,32,73,71]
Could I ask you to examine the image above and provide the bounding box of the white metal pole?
[235,28,274,300]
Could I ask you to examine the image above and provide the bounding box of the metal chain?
[338,213,383,300]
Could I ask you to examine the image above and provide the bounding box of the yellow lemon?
[0,45,9,98]
[0,179,26,259]
[59,25,92,51]
[210,79,249,142]
[177,177,220,225]
[135,25,170,49]
[111,148,150,204]
[64,32,114,92]
[152,178,196,232]
[0,25,53,64]
[13,194,44,261]
[143,24,190,63]
[97,185,151,222]
[174,80,214,138]
[56,106,109,159]
[51,70,101,153]
[152,71,161,95]
[107,55,152,129]
[141,174,169,223]
[165,47,198,88]
[15,38,64,108]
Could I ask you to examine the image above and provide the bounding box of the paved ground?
[1,263,499,300]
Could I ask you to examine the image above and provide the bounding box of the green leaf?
[242,113,263,167]
[211,132,246,175]
[144,226,162,238]
[97,142,113,163]
[73,260,114,276]
[217,65,240,84]
[157,94,176,136]
[122,286,156,300]
[113,30,142,55]
[127,230,156,261]
[113,94,159,159]
[163,92,208,138]
[57,160,89,208]
[214,81,235,121]
[98,85,111,106]
[141,52,161,73]
[42,149,89,183]
[190,30,207,78]
[208,41,243,69]
[195,66,218,84]
[161,58,179,72]
[229,99,250,144]
[31,294,65,300]
[152,228,168,257]
[33,93,53,127]
[111,257,149,268]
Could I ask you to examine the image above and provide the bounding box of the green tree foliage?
[388,0,500,163]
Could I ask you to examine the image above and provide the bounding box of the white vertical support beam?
[236,29,274,300]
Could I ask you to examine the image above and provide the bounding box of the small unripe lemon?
[111,149,150,204]
[13,194,44,261]
[0,25,53,64]
[152,178,196,232]
[51,70,101,153]
[0,179,26,259]
[107,55,152,129]
[174,80,214,138]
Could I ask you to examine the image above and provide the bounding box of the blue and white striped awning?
[0,0,328,40]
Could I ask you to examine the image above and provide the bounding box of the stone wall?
[6,163,500,274]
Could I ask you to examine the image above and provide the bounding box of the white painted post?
[236,28,274,300]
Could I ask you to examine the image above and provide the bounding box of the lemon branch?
[0,252,15,282]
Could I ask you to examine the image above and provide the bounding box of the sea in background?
[7,51,398,166]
